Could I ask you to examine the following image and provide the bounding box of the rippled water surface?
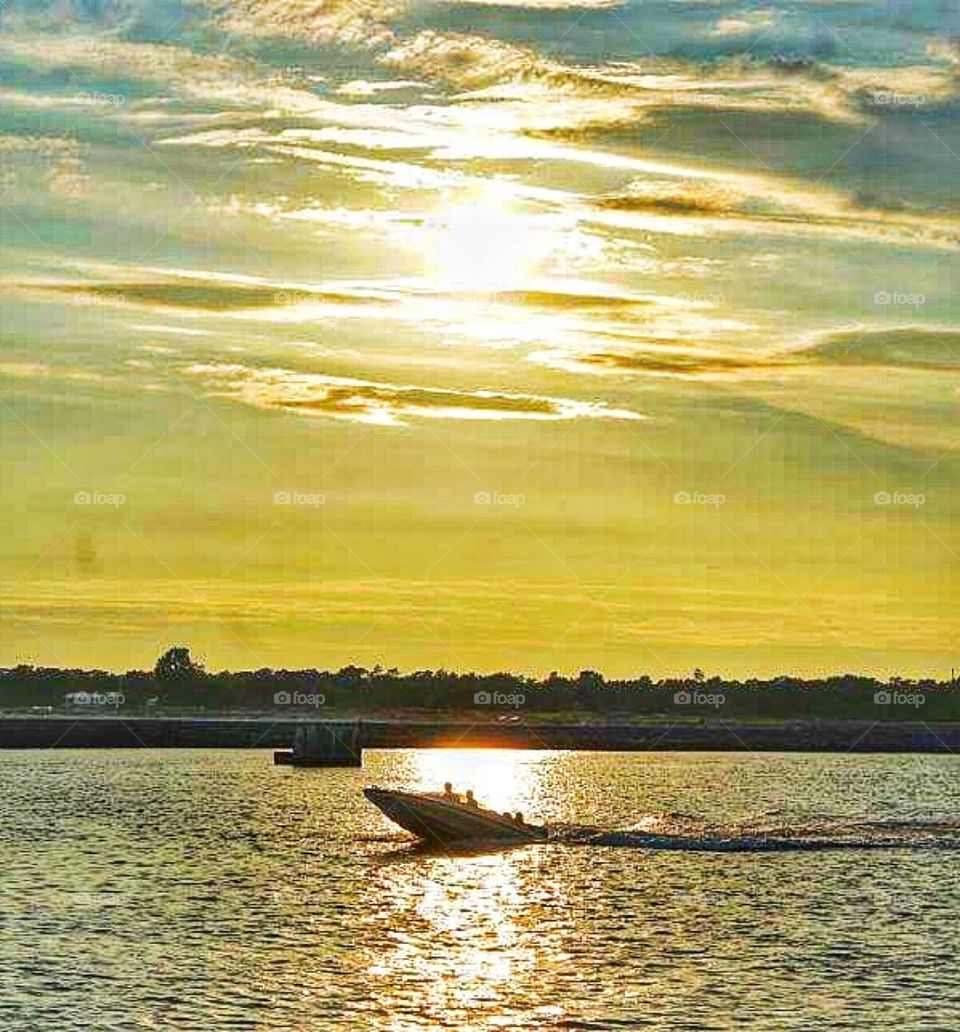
[2,749,960,1030]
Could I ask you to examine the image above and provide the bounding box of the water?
[2,749,959,1029]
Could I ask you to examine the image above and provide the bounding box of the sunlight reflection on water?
[2,749,960,1030]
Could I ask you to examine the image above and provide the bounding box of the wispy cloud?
[0,132,89,199]
[186,362,646,425]
[538,323,960,453]
[1,0,958,675]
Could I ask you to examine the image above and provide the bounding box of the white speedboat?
[364,786,547,844]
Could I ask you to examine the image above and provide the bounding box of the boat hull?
[364,787,547,844]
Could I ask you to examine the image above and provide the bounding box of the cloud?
[335,79,424,97]
[597,179,746,218]
[804,326,960,371]
[7,254,743,357]
[738,364,960,454]
[206,0,403,48]
[0,132,89,199]
[592,174,960,251]
[381,29,960,129]
[8,26,956,260]
[4,15,957,146]
[537,324,960,380]
[445,0,625,7]
[0,33,329,117]
[542,349,785,378]
[131,324,215,338]
[538,323,960,453]
[0,361,116,385]
[711,11,778,38]
[186,362,646,425]
[161,118,960,255]
[4,272,394,315]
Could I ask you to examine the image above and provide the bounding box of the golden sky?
[0,0,957,676]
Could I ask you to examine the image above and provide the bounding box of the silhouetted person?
[514,811,524,825]
[464,789,479,808]
[443,782,455,801]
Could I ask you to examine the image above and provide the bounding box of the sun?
[423,183,551,291]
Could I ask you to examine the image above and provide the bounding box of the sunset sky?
[1,0,957,677]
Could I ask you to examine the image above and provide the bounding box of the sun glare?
[423,185,552,291]
[404,748,544,816]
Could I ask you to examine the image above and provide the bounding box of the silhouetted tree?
[154,647,204,687]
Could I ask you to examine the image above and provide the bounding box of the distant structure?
[274,720,362,767]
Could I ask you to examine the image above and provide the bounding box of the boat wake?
[547,811,960,851]
[363,787,960,853]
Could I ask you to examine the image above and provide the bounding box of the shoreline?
[1,716,959,754]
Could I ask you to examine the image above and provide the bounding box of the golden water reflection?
[404,747,556,816]
[6,752,959,1029]
[362,750,575,1028]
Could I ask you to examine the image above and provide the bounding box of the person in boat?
[464,789,479,808]
[442,782,456,801]
[513,811,524,825]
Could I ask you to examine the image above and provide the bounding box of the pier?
[274,720,362,767]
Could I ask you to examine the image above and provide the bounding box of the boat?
[363,786,547,844]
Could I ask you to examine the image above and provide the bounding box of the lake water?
[2,749,959,1029]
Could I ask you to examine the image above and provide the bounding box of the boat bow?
[364,787,547,843]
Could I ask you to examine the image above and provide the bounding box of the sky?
[0,0,957,678]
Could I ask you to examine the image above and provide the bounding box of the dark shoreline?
[1,716,959,754]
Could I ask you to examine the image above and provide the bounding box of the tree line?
[0,648,957,719]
